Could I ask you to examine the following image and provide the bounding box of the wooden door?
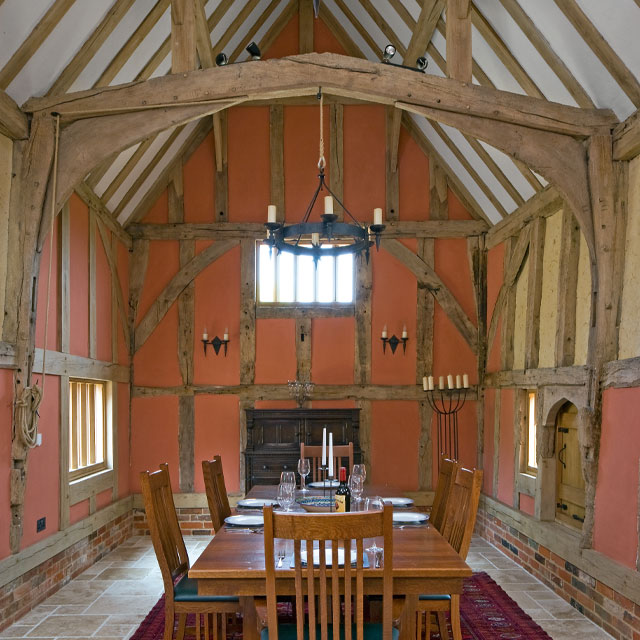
[555,404,585,529]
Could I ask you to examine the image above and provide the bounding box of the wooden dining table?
[189,485,471,640]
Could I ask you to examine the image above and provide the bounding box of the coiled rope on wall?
[16,114,60,448]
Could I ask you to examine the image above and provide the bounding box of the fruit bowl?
[297,496,335,513]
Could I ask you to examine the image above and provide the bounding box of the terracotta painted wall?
[130,15,479,495]
[0,194,130,561]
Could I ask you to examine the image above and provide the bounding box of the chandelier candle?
[267,205,276,223]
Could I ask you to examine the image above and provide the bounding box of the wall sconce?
[202,328,230,357]
[381,324,408,354]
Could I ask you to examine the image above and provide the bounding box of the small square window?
[68,379,108,481]
[257,243,354,304]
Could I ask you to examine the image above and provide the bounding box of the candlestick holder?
[381,334,408,354]
[319,465,336,512]
[424,387,468,468]
[202,335,230,357]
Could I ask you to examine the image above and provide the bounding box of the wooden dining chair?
[416,467,483,640]
[429,456,458,533]
[140,464,239,640]
[202,456,232,533]
[301,442,354,482]
[263,505,396,640]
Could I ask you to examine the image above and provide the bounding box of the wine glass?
[280,471,296,488]
[349,474,364,509]
[298,458,310,492]
[352,463,366,485]
[277,483,295,512]
[365,496,384,555]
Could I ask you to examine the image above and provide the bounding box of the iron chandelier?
[264,89,385,264]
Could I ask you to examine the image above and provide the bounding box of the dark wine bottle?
[335,467,351,512]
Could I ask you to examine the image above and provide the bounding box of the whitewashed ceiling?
[1,0,638,227]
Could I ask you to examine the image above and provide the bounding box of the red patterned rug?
[131,572,552,640]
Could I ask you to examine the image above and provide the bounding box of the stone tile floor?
[0,535,612,640]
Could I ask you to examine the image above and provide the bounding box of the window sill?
[69,469,114,505]
[256,304,355,319]
[516,472,536,497]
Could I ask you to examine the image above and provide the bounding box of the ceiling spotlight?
[382,44,396,62]
[215,52,228,66]
[246,41,261,60]
[416,56,428,71]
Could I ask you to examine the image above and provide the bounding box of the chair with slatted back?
[429,457,458,533]
[262,505,396,640]
[301,442,354,483]
[140,464,239,640]
[202,456,232,533]
[416,467,483,640]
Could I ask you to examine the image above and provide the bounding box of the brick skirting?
[0,511,132,632]
[132,506,213,536]
[476,508,640,640]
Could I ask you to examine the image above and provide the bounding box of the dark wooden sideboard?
[244,408,361,490]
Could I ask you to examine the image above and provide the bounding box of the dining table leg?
[241,596,258,640]
[399,594,417,640]
[450,594,462,640]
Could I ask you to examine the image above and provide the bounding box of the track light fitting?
[215,52,228,66]
[381,45,428,73]
[246,41,261,60]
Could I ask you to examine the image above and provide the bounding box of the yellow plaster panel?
[538,211,562,368]
[0,134,12,339]
[619,155,640,358]
[574,232,592,365]
[513,255,529,371]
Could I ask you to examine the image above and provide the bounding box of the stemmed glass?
[349,474,364,509]
[298,458,310,492]
[365,496,384,556]
[352,464,366,485]
[280,471,296,487]
[277,483,295,512]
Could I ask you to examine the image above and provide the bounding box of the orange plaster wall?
[184,132,216,222]
[21,375,60,549]
[398,129,430,221]
[194,244,241,386]
[313,15,346,55]
[519,493,535,516]
[194,395,240,493]
[593,387,640,568]
[228,107,270,223]
[0,368,13,558]
[117,243,129,365]
[69,195,89,358]
[447,190,473,220]
[254,319,297,384]
[35,220,59,352]
[497,389,515,505]
[482,388,495,495]
[141,189,168,224]
[95,227,112,362]
[117,383,131,498]
[130,395,180,493]
[311,318,354,385]
[436,238,476,325]
[370,401,420,490]
[371,246,417,386]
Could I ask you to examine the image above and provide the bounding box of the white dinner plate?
[224,514,264,527]
[383,497,414,507]
[392,512,428,524]
[236,498,279,509]
[308,480,340,488]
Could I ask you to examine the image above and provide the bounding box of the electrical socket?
[36,517,46,532]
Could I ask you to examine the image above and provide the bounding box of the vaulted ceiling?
[1,0,638,228]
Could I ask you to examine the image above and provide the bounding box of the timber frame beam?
[0,89,28,140]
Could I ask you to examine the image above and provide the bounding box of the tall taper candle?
[456,374,462,389]
[447,374,454,389]
[439,376,445,390]
[423,376,428,391]
[463,373,469,388]
[328,433,334,477]
[322,427,327,465]
[428,375,435,390]
[324,195,334,214]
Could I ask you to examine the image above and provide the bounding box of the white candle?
[463,373,469,388]
[203,328,208,341]
[439,376,445,390]
[447,374,454,389]
[223,327,229,341]
[423,376,428,391]
[267,204,276,223]
[373,207,383,226]
[456,374,462,389]
[322,428,327,465]
[311,232,320,246]
[402,324,408,339]
[324,195,334,215]
[382,325,388,339]
[428,375,434,391]
[328,433,334,477]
